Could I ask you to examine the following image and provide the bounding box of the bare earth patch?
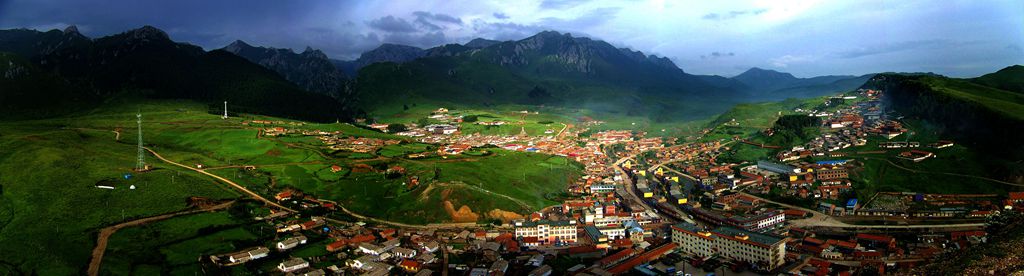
[443,200,479,222]
[486,209,523,223]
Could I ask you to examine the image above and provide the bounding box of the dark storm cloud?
[411,11,462,31]
[702,8,767,20]
[493,12,510,19]
[412,11,463,25]
[539,0,590,9]
[367,15,419,33]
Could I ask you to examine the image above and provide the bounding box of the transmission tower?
[222,101,228,119]
[135,113,146,171]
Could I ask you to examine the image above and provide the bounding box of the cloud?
[412,11,462,25]
[702,8,767,20]
[381,31,447,48]
[834,39,974,58]
[700,51,735,59]
[770,54,814,68]
[493,12,509,19]
[470,19,545,41]
[367,15,418,33]
[539,0,590,9]
[411,11,462,31]
[538,7,620,28]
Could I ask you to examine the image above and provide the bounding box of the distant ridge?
[0,25,352,121]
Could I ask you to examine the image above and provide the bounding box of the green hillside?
[0,99,581,274]
[972,64,1024,94]
[864,72,1024,183]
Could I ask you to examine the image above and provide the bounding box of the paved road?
[87,201,235,276]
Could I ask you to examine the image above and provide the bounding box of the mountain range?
[0,25,351,121]
[3,25,1008,125]
[222,40,351,100]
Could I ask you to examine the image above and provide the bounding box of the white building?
[514,220,577,245]
[671,223,787,271]
[278,258,309,272]
[276,235,308,251]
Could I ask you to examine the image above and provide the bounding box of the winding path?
[861,156,1024,187]
[144,147,483,229]
[87,201,235,276]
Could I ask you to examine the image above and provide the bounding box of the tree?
[387,123,407,133]
[462,115,478,123]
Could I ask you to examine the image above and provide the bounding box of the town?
[194,88,1024,275]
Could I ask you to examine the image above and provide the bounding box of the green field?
[99,211,263,275]
[0,101,241,275]
[214,149,581,224]
[0,99,583,274]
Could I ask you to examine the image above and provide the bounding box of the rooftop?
[712,226,785,246]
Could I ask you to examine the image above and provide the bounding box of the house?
[331,165,343,173]
[275,191,293,201]
[399,259,422,272]
[278,258,309,273]
[528,265,553,276]
[301,219,324,230]
[350,255,378,270]
[359,243,387,255]
[490,259,509,274]
[392,247,417,258]
[417,252,437,264]
[277,235,308,251]
[326,239,347,252]
[420,241,440,253]
[527,254,545,266]
[228,247,270,263]
[425,124,458,135]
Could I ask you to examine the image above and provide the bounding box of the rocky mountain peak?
[122,25,171,43]
[464,38,500,49]
[63,25,80,35]
[302,46,327,59]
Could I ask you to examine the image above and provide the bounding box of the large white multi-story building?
[514,220,577,245]
[671,223,787,271]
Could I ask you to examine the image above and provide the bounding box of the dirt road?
[146,147,484,230]
[87,201,235,276]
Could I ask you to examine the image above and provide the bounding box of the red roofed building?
[326,240,347,252]
[379,228,396,238]
[1010,192,1024,203]
[607,243,677,274]
[855,234,896,250]
[951,231,987,241]
[598,248,635,267]
[330,165,343,173]
[349,234,376,244]
[275,191,293,201]
[399,259,422,272]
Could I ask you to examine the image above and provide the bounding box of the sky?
[1,0,1021,77]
